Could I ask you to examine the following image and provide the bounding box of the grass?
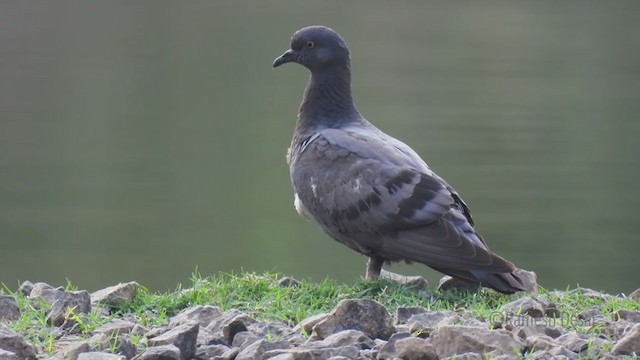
[2,271,639,357]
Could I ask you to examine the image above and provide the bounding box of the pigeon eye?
[306,41,316,49]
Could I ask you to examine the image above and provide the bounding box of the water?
[1,1,639,293]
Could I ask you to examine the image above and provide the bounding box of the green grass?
[2,272,639,357]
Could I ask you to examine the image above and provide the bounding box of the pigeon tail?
[470,270,526,294]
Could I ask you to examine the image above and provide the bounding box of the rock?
[58,341,91,360]
[91,282,139,307]
[18,282,33,297]
[304,330,373,349]
[277,277,301,288]
[148,323,199,360]
[205,309,256,334]
[628,288,640,300]
[500,297,546,318]
[77,352,125,360]
[510,323,564,340]
[267,354,295,360]
[0,297,20,322]
[296,313,329,335]
[94,319,137,337]
[431,325,523,358]
[614,309,640,323]
[0,324,38,360]
[376,332,411,359]
[312,299,394,340]
[0,349,17,360]
[379,270,429,291]
[29,283,63,306]
[437,276,481,292]
[602,320,634,341]
[222,319,248,345]
[612,323,640,355]
[247,322,302,346]
[231,331,261,349]
[443,353,482,360]
[48,291,92,327]
[168,305,222,329]
[395,307,428,324]
[567,287,610,301]
[115,336,137,360]
[235,340,291,360]
[194,344,230,359]
[406,311,461,334]
[556,331,588,353]
[264,346,359,360]
[133,345,181,360]
[513,268,538,293]
[392,337,437,360]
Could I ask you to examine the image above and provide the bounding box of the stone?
[222,319,248,345]
[379,270,429,291]
[0,349,17,360]
[218,347,240,360]
[264,346,359,360]
[267,354,295,360]
[395,307,428,324]
[628,288,640,300]
[132,345,181,360]
[602,320,634,341]
[566,287,610,301]
[231,331,261,349]
[513,268,538,293]
[148,323,199,360]
[29,283,63,306]
[393,337,438,360]
[94,319,137,337]
[277,277,301,288]
[500,297,546,318]
[437,276,481,292]
[168,305,222,329]
[431,325,523,358]
[612,323,640,355]
[556,331,588,353]
[312,299,395,340]
[443,353,482,360]
[304,330,373,350]
[91,282,139,307]
[48,291,92,327]
[0,324,37,360]
[194,344,230,359]
[115,336,137,360]
[235,340,291,360]
[510,324,564,340]
[205,309,256,334]
[376,332,411,359]
[58,341,91,360]
[406,311,461,334]
[18,282,33,297]
[77,352,125,360]
[0,297,20,322]
[296,313,329,335]
[614,309,640,323]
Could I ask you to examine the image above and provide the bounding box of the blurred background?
[1,1,639,294]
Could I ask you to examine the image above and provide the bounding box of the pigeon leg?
[365,256,384,280]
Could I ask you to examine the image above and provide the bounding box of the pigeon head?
[273,26,350,72]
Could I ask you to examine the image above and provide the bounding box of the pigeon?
[273,25,525,294]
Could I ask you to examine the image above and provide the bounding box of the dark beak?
[273,49,296,68]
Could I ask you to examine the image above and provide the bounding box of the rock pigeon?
[273,26,525,294]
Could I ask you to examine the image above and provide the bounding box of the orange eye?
[306,41,315,49]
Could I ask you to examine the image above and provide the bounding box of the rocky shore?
[1,276,639,360]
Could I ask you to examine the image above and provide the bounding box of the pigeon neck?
[298,65,359,128]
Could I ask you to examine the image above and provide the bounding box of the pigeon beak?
[273,49,296,68]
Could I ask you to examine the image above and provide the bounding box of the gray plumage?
[273,26,525,294]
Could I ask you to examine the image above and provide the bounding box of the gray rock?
[91,282,139,307]
[18,282,33,297]
[217,347,240,360]
[77,352,125,360]
[277,277,301,288]
[431,325,523,358]
[0,324,37,360]
[264,346,359,360]
[443,353,482,360]
[406,311,461,334]
[94,319,137,338]
[296,313,329,335]
[358,349,377,359]
[393,337,437,360]
[376,332,411,359]
[602,320,634,341]
[194,344,230,359]
[29,283,63,306]
[437,276,481,292]
[222,319,248,345]
[0,349,17,360]
[566,287,610,301]
[312,299,394,340]
[304,330,373,350]
[0,297,20,322]
[115,336,137,360]
[513,268,538,293]
[48,291,92,327]
[231,331,261,349]
[614,309,640,323]
[133,345,181,360]
[87,334,110,351]
[395,307,428,324]
[500,297,545,318]
[266,353,294,360]
[148,323,199,360]
[556,331,587,353]
[205,309,256,334]
[612,323,640,355]
[58,341,91,360]
[235,340,291,360]
[628,288,640,300]
[510,324,564,340]
[247,322,302,346]
[379,270,429,291]
[168,306,222,329]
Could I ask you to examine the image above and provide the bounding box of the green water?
[1,1,639,293]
